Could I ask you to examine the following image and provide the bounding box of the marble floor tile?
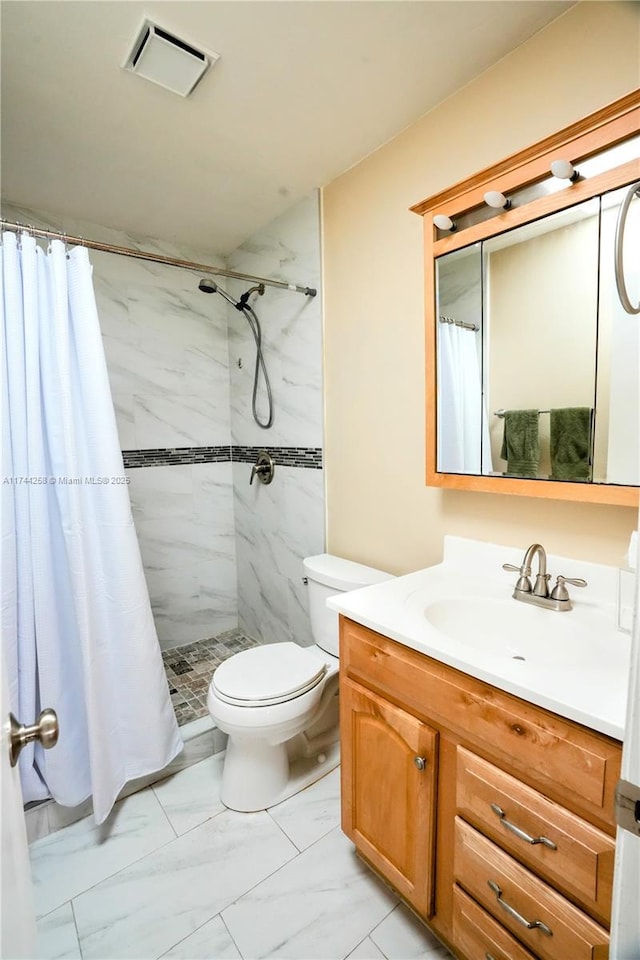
[152,755,226,836]
[370,903,452,959]
[222,826,398,959]
[160,915,241,959]
[30,790,176,918]
[346,936,386,960]
[35,903,82,960]
[73,809,298,960]
[267,767,341,851]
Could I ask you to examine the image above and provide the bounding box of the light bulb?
[550,158,579,181]
[483,190,511,210]
[433,214,456,232]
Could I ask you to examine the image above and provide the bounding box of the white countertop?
[328,536,631,740]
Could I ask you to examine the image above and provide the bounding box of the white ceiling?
[1,1,574,256]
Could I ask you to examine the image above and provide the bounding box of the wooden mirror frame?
[411,90,640,506]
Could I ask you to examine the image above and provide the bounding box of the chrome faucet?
[503,543,587,612]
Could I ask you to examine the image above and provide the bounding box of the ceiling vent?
[124,20,219,97]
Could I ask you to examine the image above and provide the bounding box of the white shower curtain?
[1,232,182,824]
[437,322,492,474]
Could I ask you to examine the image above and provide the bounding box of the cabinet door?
[341,677,438,916]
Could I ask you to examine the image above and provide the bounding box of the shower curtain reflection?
[437,320,492,475]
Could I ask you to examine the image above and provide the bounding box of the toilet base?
[220,738,340,812]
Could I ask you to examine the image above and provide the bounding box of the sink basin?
[328,537,630,738]
[423,596,610,668]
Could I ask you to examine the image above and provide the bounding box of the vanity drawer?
[456,747,614,923]
[341,618,620,826]
[453,884,537,960]
[454,818,609,960]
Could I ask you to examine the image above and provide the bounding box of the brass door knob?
[9,709,59,767]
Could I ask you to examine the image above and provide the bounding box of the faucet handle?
[550,575,588,602]
[502,563,532,593]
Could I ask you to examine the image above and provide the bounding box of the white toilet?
[207,553,393,812]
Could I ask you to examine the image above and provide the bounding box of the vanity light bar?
[433,158,586,236]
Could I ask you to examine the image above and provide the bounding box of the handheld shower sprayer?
[198,278,264,309]
[197,277,273,429]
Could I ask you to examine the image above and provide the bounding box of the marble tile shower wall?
[2,194,325,651]
[2,202,238,649]
[226,192,325,646]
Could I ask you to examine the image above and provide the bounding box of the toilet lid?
[212,642,328,706]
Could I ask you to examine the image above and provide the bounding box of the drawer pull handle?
[490,803,557,850]
[414,756,426,771]
[485,954,497,960]
[487,880,553,937]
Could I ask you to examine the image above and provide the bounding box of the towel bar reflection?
[494,408,549,418]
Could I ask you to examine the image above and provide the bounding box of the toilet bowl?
[208,553,393,812]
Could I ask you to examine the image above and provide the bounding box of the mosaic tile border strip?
[123,446,230,468]
[232,445,323,469]
[123,445,322,469]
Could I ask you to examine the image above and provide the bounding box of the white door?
[0,644,36,960]
[610,526,640,959]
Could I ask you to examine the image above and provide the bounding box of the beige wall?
[322,1,640,575]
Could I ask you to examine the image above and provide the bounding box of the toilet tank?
[303,554,393,657]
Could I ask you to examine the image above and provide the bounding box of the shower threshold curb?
[24,716,227,844]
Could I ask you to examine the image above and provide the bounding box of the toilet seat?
[212,642,328,707]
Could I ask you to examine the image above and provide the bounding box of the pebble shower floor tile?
[162,630,260,726]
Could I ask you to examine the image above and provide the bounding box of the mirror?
[413,92,640,505]
[436,188,640,487]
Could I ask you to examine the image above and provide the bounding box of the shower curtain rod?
[0,218,317,298]
[438,314,478,332]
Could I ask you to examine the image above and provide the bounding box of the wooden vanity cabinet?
[340,678,438,916]
[339,617,622,960]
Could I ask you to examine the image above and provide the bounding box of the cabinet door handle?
[485,954,497,960]
[414,756,426,771]
[490,803,557,850]
[487,880,553,937]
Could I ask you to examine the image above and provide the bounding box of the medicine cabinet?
[411,91,640,505]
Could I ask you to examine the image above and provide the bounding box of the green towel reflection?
[500,409,540,478]
[550,407,593,482]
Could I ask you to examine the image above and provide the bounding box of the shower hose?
[241,303,274,429]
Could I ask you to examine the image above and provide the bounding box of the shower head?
[199,277,241,309]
